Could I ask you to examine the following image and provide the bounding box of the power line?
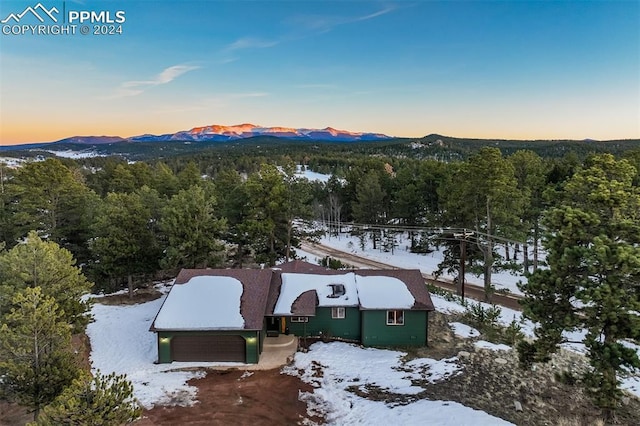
[314,220,547,258]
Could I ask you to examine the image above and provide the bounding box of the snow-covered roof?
[355,275,415,310]
[153,276,245,330]
[273,272,416,315]
[274,273,359,315]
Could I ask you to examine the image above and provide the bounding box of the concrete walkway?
[247,335,298,370]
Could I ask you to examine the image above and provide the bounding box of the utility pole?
[454,230,473,302]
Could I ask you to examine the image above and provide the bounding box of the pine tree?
[518,154,640,418]
[508,150,547,272]
[160,183,227,269]
[91,189,162,297]
[352,170,387,250]
[0,231,93,331]
[0,287,80,420]
[440,148,524,300]
[244,164,311,265]
[213,169,252,267]
[5,159,99,263]
[32,371,141,425]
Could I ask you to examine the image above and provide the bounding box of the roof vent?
[327,283,346,298]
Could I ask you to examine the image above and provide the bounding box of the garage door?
[171,335,246,362]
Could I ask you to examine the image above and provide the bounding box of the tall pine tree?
[0,287,80,420]
[0,231,93,331]
[160,183,227,269]
[518,154,640,418]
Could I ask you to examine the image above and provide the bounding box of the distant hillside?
[0,123,392,152]
[1,131,638,163]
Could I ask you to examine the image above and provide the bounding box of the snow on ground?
[320,232,529,296]
[622,376,640,396]
[45,149,102,159]
[296,165,332,183]
[87,289,244,409]
[449,322,480,338]
[292,247,322,265]
[0,156,29,167]
[285,341,513,425]
[431,294,534,337]
[474,340,512,352]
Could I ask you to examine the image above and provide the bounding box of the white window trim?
[331,307,346,319]
[386,310,404,326]
[291,316,308,323]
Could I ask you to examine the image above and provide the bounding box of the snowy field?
[87,286,245,409]
[45,149,102,159]
[0,156,29,168]
[296,165,332,183]
[283,341,513,425]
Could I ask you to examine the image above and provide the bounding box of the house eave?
[151,327,260,332]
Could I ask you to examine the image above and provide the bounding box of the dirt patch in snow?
[72,332,92,372]
[0,403,30,426]
[94,288,163,305]
[137,368,321,425]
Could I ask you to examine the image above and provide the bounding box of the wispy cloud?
[224,37,279,52]
[108,64,200,99]
[222,5,397,55]
[288,5,397,34]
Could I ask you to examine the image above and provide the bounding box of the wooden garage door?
[171,335,246,362]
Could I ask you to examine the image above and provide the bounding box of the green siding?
[361,310,427,347]
[259,321,266,353]
[156,330,261,364]
[286,307,361,340]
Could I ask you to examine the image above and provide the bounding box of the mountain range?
[45,123,392,146]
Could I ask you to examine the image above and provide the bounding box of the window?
[331,307,345,319]
[386,310,404,325]
[291,316,308,323]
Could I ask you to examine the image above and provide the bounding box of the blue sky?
[1,0,638,144]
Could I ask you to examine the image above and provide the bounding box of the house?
[150,260,435,364]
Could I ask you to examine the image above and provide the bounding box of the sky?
[0,0,638,145]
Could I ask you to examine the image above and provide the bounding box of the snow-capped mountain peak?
[130,124,392,142]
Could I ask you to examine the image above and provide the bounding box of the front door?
[266,316,280,336]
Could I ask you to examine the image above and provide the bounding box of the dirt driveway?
[137,368,320,426]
